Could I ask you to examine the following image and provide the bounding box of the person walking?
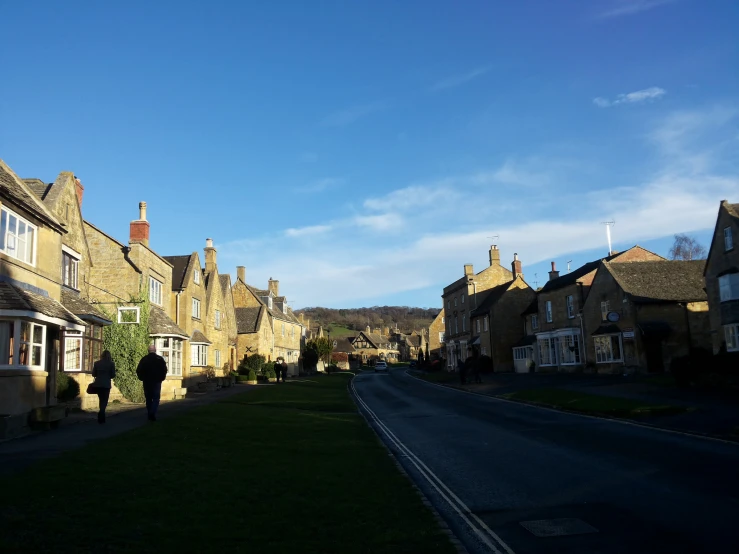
[91,350,116,424]
[281,359,289,382]
[136,344,168,422]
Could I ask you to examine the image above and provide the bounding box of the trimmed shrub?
[238,354,265,376]
[262,361,275,376]
[247,369,257,382]
[57,372,80,401]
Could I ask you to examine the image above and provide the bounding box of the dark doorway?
[644,340,664,373]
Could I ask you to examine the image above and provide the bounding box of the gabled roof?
[604,260,707,303]
[60,290,112,324]
[406,335,422,347]
[149,305,188,338]
[163,254,195,291]
[0,160,65,232]
[0,281,84,326]
[23,178,50,199]
[235,307,263,334]
[331,337,356,353]
[470,280,514,317]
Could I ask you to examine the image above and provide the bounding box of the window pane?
[0,209,6,251]
[32,345,42,366]
[32,324,43,345]
[19,343,29,365]
[0,321,12,364]
[20,321,30,341]
[65,338,81,371]
[27,227,35,264]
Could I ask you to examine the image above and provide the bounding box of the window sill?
[596,360,623,364]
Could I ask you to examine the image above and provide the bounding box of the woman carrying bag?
[90,350,116,424]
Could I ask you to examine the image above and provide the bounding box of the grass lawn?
[501,388,690,417]
[0,376,454,554]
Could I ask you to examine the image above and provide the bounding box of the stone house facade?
[533,246,663,372]
[442,245,513,369]
[469,255,535,373]
[202,240,232,377]
[582,260,710,373]
[427,309,445,360]
[218,273,238,371]
[24,171,114,409]
[703,200,739,354]
[84,202,188,398]
[232,266,275,365]
[348,329,399,363]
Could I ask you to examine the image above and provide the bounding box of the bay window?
[594,335,622,363]
[153,337,183,376]
[559,334,581,365]
[538,337,557,366]
[191,343,208,366]
[64,332,83,371]
[84,325,103,371]
[0,207,36,265]
[0,320,45,368]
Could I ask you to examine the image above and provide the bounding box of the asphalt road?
[352,369,739,554]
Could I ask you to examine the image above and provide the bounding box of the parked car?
[409,360,417,368]
[374,361,388,372]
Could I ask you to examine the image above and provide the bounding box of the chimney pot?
[139,201,147,221]
[511,254,523,280]
[204,238,217,273]
[548,261,560,281]
[464,264,474,276]
[551,261,556,271]
[129,202,150,247]
[206,238,213,248]
[237,266,246,282]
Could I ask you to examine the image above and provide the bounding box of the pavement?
[419,371,739,440]
[352,368,739,554]
[0,384,253,476]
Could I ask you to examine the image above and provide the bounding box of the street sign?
[622,328,635,339]
[607,311,620,323]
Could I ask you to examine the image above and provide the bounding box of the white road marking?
[404,370,739,446]
[350,378,516,554]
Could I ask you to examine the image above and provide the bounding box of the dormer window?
[194,268,201,284]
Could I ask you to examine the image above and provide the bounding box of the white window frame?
[545,301,553,323]
[461,295,465,304]
[725,324,739,352]
[439,332,445,343]
[462,315,466,332]
[61,246,81,290]
[153,336,183,376]
[594,334,623,363]
[191,343,208,366]
[117,306,140,324]
[215,349,221,368]
[0,206,37,266]
[194,268,201,284]
[441,316,445,324]
[215,310,222,329]
[481,346,487,355]
[483,316,489,332]
[600,300,610,321]
[149,276,163,306]
[192,298,201,319]
[64,332,83,372]
[719,274,739,302]
[475,319,480,333]
[558,334,581,365]
[537,337,557,366]
[566,295,575,319]
[531,314,539,330]
[454,298,457,307]
[0,320,46,369]
[724,227,734,251]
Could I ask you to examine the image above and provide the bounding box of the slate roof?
[0,160,64,230]
[605,260,707,303]
[163,254,193,290]
[406,335,422,347]
[470,280,513,317]
[219,275,231,295]
[512,335,537,347]
[235,307,263,334]
[539,258,612,293]
[149,305,188,337]
[725,202,739,222]
[0,281,84,326]
[60,290,112,324]
[191,329,212,344]
[23,178,51,199]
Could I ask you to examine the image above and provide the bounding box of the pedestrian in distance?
[91,350,116,424]
[281,359,289,382]
[136,344,168,422]
[275,357,283,383]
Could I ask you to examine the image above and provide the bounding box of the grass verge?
[500,388,690,417]
[0,376,454,554]
[416,371,460,385]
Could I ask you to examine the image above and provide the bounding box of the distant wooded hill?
[295,306,440,334]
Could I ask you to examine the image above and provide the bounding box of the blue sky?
[2,0,738,309]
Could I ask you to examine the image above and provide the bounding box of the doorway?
[644,340,664,373]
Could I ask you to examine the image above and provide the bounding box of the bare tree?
[668,234,707,261]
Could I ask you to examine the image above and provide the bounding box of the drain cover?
[520,518,599,537]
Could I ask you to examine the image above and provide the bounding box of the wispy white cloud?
[353,213,403,231]
[321,102,385,127]
[593,86,666,108]
[596,0,677,19]
[430,65,492,91]
[284,225,332,238]
[294,177,344,193]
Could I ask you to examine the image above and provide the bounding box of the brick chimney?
[511,253,523,280]
[365,325,371,333]
[73,175,84,207]
[237,266,246,283]
[548,261,560,281]
[489,245,500,266]
[268,278,279,296]
[129,202,150,247]
[204,238,216,274]
[464,264,474,276]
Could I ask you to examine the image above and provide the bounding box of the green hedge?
[57,372,80,401]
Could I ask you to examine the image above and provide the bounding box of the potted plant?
[247,369,257,385]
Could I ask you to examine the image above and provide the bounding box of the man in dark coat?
[136,344,168,421]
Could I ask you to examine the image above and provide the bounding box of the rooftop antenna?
[567,260,572,273]
[533,273,539,289]
[487,235,499,244]
[601,221,615,256]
